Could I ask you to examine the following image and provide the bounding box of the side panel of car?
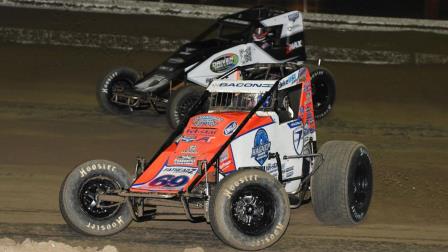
[186,43,295,87]
[227,112,303,193]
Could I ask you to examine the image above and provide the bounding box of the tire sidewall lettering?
[223,174,258,199]
[79,162,117,178]
[102,72,118,93]
[85,215,125,232]
[249,223,285,248]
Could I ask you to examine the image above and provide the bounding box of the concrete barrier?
[1,0,448,34]
[2,26,447,65]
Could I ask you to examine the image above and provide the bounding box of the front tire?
[311,141,373,225]
[97,67,140,114]
[166,85,205,129]
[210,168,290,250]
[59,160,133,236]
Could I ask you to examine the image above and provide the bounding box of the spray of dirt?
[0,238,118,252]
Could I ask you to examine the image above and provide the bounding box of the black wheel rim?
[107,79,133,109]
[79,176,121,220]
[230,185,276,236]
[311,78,331,116]
[174,94,200,125]
[349,152,373,221]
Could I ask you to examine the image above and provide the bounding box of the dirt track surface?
[1,7,448,252]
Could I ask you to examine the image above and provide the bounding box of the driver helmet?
[252,27,268,41]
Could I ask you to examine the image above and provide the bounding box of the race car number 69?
[149,175,189,187]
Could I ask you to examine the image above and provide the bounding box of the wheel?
[166,85,205,129]
[310,67,336,120]
[210,168,290,250]
[97,67,140,114]
[311,141,373,225]
[59,160,133,236]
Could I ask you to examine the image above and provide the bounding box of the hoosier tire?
[210,168,290,251]
[310,67,336,120]
[97,67,140,114]
[59,160,133,236]
[166,85,205,129]
[311,141,373,225]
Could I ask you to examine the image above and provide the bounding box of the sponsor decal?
[279,68,306,90]
[219,82,273,88]
[220,160,232,169]
[185,128,217,136]
[162,166,198,175]
[224,121,238,136]
[279,71,298,89]
[174,155,196,166]
[239,47,252,64]
[192,115,223,127]
[134,166,198,191]
[210,53,239,73]
[293,127,303,155]
[219,149,232,169]
[287,119,302,128]
[251,128,271,166]
[263,163,294,178]
[288,12,300,22]
[181,145,198,154]
[285,40,303,54]
[180,135,215,143]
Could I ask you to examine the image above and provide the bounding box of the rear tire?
[166,85,205,129]
[59,160,133,236]
[310,67,336,120]
[97,67,140,114]
[210,168,290,250]
[311,141,373,225]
